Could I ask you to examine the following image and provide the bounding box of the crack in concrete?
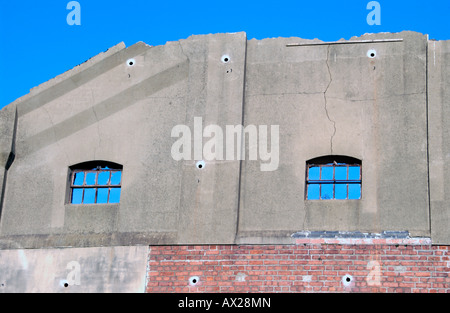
[324,45,336,155]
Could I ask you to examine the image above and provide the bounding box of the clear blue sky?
[0,0,449,109]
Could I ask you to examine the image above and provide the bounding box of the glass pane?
[335,167,347,180]
[98,171,110,185]
[308,166,320,180]
[73,172,84,186]
[348,166,361,180]
[348,184,361,199]
[308,167,320,181]
[111,171,122,185]
[85,172,97,185]
[335,184,347,199]
[109,188,121,203]
[321,184,333,199]
[71,189,83,204]
[97,188,109,204]
[321,167,333,180]
[83,188,96,204]
[307,184,320,200]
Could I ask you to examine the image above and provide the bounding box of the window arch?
[68,161,123,204]
[306,155,361,200]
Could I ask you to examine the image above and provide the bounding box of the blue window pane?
[308,167,320,180]
[111,171,122,185]
[335,184,347,199]
[307,184,320,200]
[321,167,333,180]
[83,188,96,204]
[97,188,109,204]
[98,171,110,185]
[348,166,361,180]
[71,189,83,204]
[109,188,121,203]
[85,172,96,185]
[321,184,333,199]
[348,184,361,199]
[335,167,347,180]
[73,172,84,186]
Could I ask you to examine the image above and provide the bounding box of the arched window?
[68,161,122,204]
[306,156,361,200]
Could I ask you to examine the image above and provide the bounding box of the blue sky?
[0,0,449,109]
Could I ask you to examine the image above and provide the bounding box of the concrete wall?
[0,31,447,248]
[428,39,450,245]
[238,31,430,242]
[0,245,148,293]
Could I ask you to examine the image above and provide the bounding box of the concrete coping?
[291,231,432,245]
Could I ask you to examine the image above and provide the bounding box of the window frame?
[305,156,362,200]
[67,161,123,205]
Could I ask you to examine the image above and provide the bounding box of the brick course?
[145,242,449,293]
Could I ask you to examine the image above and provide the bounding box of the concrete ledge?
[293,237,432,245]
[291,230,411,239]
[291,231,431,245]
[0,231,177,250]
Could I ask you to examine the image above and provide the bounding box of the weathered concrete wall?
[0,31,447,247]
[0,32,248,247]
[0,245,148,293]
[238,31,430,242]
[0,103,16,221]
[428,39,450,245]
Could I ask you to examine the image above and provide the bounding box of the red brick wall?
[146,242,449,293]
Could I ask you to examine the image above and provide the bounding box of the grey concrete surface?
[428,39,450,244]
[239,31,430,242]
[0,245,148,293]
[0,31,447,247]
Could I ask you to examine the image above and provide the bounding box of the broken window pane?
[306,157,361,200]
[321,184,333,199]
[70,162,122,204]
